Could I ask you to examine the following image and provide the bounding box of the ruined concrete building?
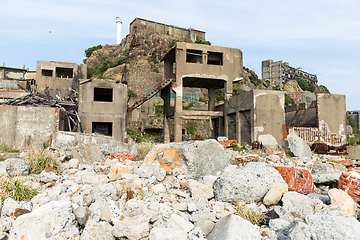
[130,18,205,42]
[347,111,360,130]
[262,59,318,87]
[0,64,32,102]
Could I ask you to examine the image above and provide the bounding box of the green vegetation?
[230,141,246,152]
[319,85,330,93]
[194,37,211,45]
[2,178,38,202]
[145,40,150,46]
[294,77,315,93]
[26,149,59,174]
[347,116,360,145]
[183,102,194,110]
[127,129,161,143]
[265,80,270,86]
[137,143,154,161]
[84,45,103,59]
[0,145,19,154]
[285,94,295,106]
[244,67,262,87]
[215,83,247,103]
[169,39,181,48]
[272,86,282,91]
[234,202,264,226]
[185,122,196,140]
[151,67,160,73]
[128,90,138,98]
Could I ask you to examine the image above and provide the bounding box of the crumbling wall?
[0,105,59,147]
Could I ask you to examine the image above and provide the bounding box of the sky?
[1,0,359,110]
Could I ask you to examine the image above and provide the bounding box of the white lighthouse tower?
[116,16,123,44]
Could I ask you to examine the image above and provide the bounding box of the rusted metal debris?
[252,141,263,150]
[0,93,80,132]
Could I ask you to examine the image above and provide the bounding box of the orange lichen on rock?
[338,168,360,203]
[107,151,136,162]
[144,145,183,171]
[218,140,237,148]
[273,166,314,194]
[267,151,286,159]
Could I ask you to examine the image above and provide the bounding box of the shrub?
[285,94,295,106]
[234,202,264,225]
[128,90,138,98]
[151,67,160,73]
[272,86,282,91]
[194,37,211,45]
[183,102,194,110]
[186,122,196,140]
[26,149,58,174]
[0,177,38,202]
[84,45,103,58]
[0,145,19,153]
[294,77,315,93]
[169,39,180,48]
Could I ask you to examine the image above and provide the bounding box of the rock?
[138,161,160,178]
[177,139,230,180]
[267,151,286,158]
[3,158,30,177]
[188,180,214,199]
[274,166,314,194]
[10,201,79,239]
[307,193,331,205]
[281,192,325,218]
[149,227,187,240]
[40,171,60,183]
[81,219,114,240]
[155,168,166,182]
[218,140,237,148]
[213,162,286,203]
[68,158,79,169]
[0,162,7,176]
[277,213,360,240]
[235,154,259,164]
[0,217,14,232]
[81,172,99,185]
[194,220,215,236]
[338,168,360,203]
[151,184,167,193]
[328,189,357,216]
[263,182,288,205]
[100,200,123,224]
[107,151,136,162]
[283,134,312,158]
[207,214,262,240]
[109,164,137,181]
[75,206,91,226]
[112,215,150,240]
[188,227,206,240]
[32,140,46,150]
[269,218,290,231]
[1,198,32,218]
[173,203,187,211]
[311,171,343,184]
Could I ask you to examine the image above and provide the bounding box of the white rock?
[207,214,262,240]
[1,198,32,218]
[269,218,290,231]
[263,182,288,205]
[173,202,188,211]
[155,168,166,182]
[75,206,90,227]
[3,158,30,177]
[151,184,167,193]
[189,180,214,199]
[194,220,215,236]
[0,217,14,232]
[149,227,187,240]
[10,201,79,239]
[81,172,99,185]
[40,171,60,183]
[81,219,114,240]
[188,227,207,240]
[112,215,150,240]
[69,158,80,169]
[328,188,357,216]
[282,192,326,218]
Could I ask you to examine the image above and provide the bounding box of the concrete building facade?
[262,60,317,87]
[35,61,87,97]
[161,42,243,142]
[130,18,206,42]
[78,79,127,142]
[0,64,31,102]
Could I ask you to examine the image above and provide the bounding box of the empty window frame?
[41,69,53,77]
[93,87,113,102]
[186,49,203,63]
[55,67,73,78]
[207,51,223,65]
[92,122,113,136]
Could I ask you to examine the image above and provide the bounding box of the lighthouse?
[116,17,123,44]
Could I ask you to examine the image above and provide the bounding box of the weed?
[186,122,196,140]
[0,177,38,202]
[128,90,138,98]
[169,39,180,48]
[0,145,19,153]
[234,202,264,225]
[230,142,246,152]
[26,149,58,174]
[183,102,194,110]
[137,142,154,161]
[151,67,160,73]
[145,40,150,46]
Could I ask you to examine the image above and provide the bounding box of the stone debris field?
[0,134,359,240]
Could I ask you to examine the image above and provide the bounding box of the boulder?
[75,206,91,227]
[281,192,325,218]
[112,215,150,240]
[1,198,32,218]
[80,219,114,240]
[213,162,286,203]
[10,201,79,239]
[338,168,360,203]
[283,134,312,158]
[277,213,360,240]
[328,189,357,217]
[3,158,30,177]
[188,180,214,199]
[207,214,262,240]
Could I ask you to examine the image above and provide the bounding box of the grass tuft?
[26,148,59,174]
[234,202,264,226]
[0,177,38,202]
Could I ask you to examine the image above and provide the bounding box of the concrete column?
[236,111,241,143]
[208,117,214,139]
[174,78,183,142]
[161,85,171,143]
[223,82,232,138]
[208,87,215,111]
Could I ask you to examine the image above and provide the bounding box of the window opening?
[186,49,203,63]
[55,67,73,78]
[94,88,113,102]
[92,122,113,136]
[41,69,52,77]
[207,51,223,65]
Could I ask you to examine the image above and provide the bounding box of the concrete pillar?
[208,87,215,111]
[174,78,183,142]
[223,82,232,138]
[161,85,171,143]
[236,111,241,143]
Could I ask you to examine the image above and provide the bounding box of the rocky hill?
[0,133,359,239]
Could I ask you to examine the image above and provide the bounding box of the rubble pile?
[0,137,359,240]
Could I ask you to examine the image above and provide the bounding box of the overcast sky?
[1,0,359,110]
